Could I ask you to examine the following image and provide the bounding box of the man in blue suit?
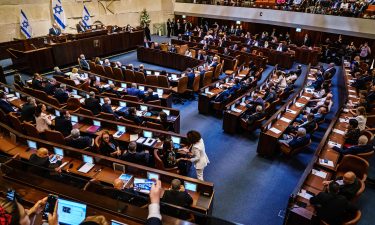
[79,54,90,71]
[101,97,120,119]
[229,78,241,95]
[213,86,230,103]
[186,68,195,89]
[333,135,373,155]
[126,83,144,99]
[0,92,15,113]
[279,128,310,149]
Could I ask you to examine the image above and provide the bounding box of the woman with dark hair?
[159,111,173,132]
[180,130,209,181]
[35,104,51,132]
[99,131,122,157]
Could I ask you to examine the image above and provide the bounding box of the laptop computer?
[77,155,95,173]
[121,83,127,88]
[140,105,148,112]
[162,109,170,116]
[138,86,145,91]
[57,198,87,225]
[113,125,126,138]
[70,115,78,125]
[86,120,101,133]
[27,140,37,150]
[184,181,197,192]
[171,136,181,149]
[116,102,127,112]
[50,147,64,163]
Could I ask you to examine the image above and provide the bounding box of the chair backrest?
[158,76,170,88]
[146,75,159,86]
[203,71,213,86]
[176,76,188,94]
[24,122,40,138]
[98,112,117,121]
[65,98,81,111]
[160,43,168,52]
[178,44,188,55]
[336,155,369,181]
[153,149,166,170]
[63,78,76,87]
[113,67,124,81]
[102,92,118,98]
[134,71,146,84]
[213,63,223,80]
[33,89,49,102]
[0,109,7,122]
[79,80,90,91]
[357,150,374,162]
[8,112,24,133]
[88,61,96,72]
[118,117,136,125]
[47,96,63,108]
[104,66,114,79]
[45,129,66,145]
[123,95,140,102]
[232,59,239,71]
[321,210,362,225]
[96,65,106,76]
[147,100,161,106]
[78,107,94,117]
[352,179,365,203]
[192,75,200,91]
[190,49,196,58]
[361,130,374,142]
[124,70,136,82]
[145,121,165,130]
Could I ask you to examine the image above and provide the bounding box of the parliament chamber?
[0,1,374,225]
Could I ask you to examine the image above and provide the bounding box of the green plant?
[140,8,151,27]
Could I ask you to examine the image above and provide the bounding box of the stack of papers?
[319,158,334,167]
[72,95,81,99]
[348,95,357,98]
[328,140,341,148]
[286,109,297,114]
[117,88,124,92]
[280,117,291,123]
[333,129,345,135]
[311,169,327,179]
[349,90,356,93]
[343,108,349,112]
[136,137,146,144]
[339,118,349,123]
[298,189,314,200]
[232,108,242,113]
[206,91,214,95]
[295,102,305,107]
[301,96,311,100]
[240,102,246,106]
[269,127,281,134]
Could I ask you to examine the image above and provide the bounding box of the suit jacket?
[289,135,310,149]
[187,72,195,89]
[120,151,149,166]
[323,67,336,79]
[49,27,61,36]
[32,79,44,90]
[214,90,230,103]
[102,103,119,119]
[145,218,162,225]
[44,83,56,95]
[334,144,374,156]
[144,94,159,103]
[84,97,102,115]
[126,88,144,98]
[229,83,241,95]
[55,116,73,137]
[0,99,15,114]
[162,190,193,208]
[21,103,35,122]
[67,136,92,149]
[54,88,69,104]
[310,192,357,225]
[79,59,90,70]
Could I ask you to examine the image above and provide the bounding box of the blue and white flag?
[52,0,67,29]
[20,10,32,39]
[82,5,92,28]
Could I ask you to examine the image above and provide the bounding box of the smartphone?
[42,194,58,220]
[6,189,15,201]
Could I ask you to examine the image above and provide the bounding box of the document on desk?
[319,158,334,167]
[286,109,297,114]
[8,97,18,102]
[298,189,314,200]
[343,108,349,113]
[269,127,281,134]
[348,95,358,98]
[333,129,345,135]
[280,117,291,123]
[349,90,356,93]
[348,79,355,83]
[295,102,305,108]
[78,163,95,174]
[73,95,81,99]
[136,137,145,144]
[205,91,214,95]
[238,74,246,77]
[6,94,15,98]
[232,108,242,113]
[117,88,124,92]
[339,118,349,123]
[328,140,342,148]
[301,96,311,100]
[130,134,139,142]
[311,169,327,179]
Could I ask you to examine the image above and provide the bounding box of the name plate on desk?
[298,189,314,200]
[339,118,349,123]
[328,140,342,148]
[319,158,334,167]
[280,117,291,123]
[295,102,305,108]
[311,169,327,179]
[269,127,281,134]
[332,129,345,135]
[301,96,311,100]
[231,108,242,113]
[286,109,297,114]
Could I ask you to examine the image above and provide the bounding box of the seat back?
[158,76,170,88]
[65,98,81,111]
[361,130,374,142]
[176,76,188,94]
[124,70,136,82]
[113,68,124,80]
[96,65,106,76]
[78,107,94,117]
[146,75,159,86]
[24,122,40,138]
[98,112,117,121]
[47,96,63,108]
[64,78,77,87]
[104,66,114,79]
[8,112,24,133]
[191,75,200,91]
[118,117,136,125]
[88,61,96,72]
[190,49,196,58]
[336,155,369,181]
[147,100,161,106]
[134,71,146,84]
[123,95,140,102]
[79,80,90,91]
[280,139,312,156]
[213,63,223,80]
[45,129,66,145]
[352,179,365,203]
[357,150,374,162]
[145,121,165,130]
[202,71,213,86]
[160,43,168,52]
[178,44,188,55]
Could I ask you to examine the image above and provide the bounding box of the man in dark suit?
[54,84,69,104]
[144,25,151,41]
[264,86,277,103]
[21,97,36,122]
[101,97,119,119]
[213,86,230,103]
[333,135,373,156]
[161,179,193,219]
[186,68,195,89]
[279,128,310,149]
[303,34,311,47]
[49,23,61,36]
[323,63,336,80]
[44,78,57,95]
[54,110,73,137]
[126,83,144,99]
[66,129,93,149]
[322,172,361,201]
[32,73,44,90]
[53,66,65,76]
[79,54,90,71]
[310,182,357,225]
[242,105,265,126]
[76,21,86,33]
[120,141,149,166]
[0,92,15,114]
[144,89,159,103]
[84,91,101,115]
[287,113,317,134]
[166,19,172,38]
[124,107,143,125]
[229,78,241,95]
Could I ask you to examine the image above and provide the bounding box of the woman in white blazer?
[181,130,210,181]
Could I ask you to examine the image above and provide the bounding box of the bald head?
[113,178,124,190]
[343,171,356,185]
[36,148,49,158]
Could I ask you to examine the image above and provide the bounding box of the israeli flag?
[82,5,92,29]
[52,0,67,29]
[20,10,32,39]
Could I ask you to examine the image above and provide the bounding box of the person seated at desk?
[66,129,94,149]
[186,68,195,89]
[287,113,317,134]
[263,86,277,103]
[348,106,367,131]
[310,182,357,225]
[153,42,161,50]
[223,47,230,56]
[103,59,111,67]
[333,135,373,156]
[344,119,361,145]
[84,91,102,115]
[276,43,286,52]
[120,141,150,166]
[366,85,375,108]
[159,111,173,132]
[161,178,193,212]
[0,92,15,114]
[54,110,72,137]
[229,78,241,95]
[54,84,70,104]
[21,97,36,122]
[279,127,310,149]
[31,73,44,90]
[322,172,361,201]
[138,64,147,76]
[213,86,230,103]
[53,66,64,76]
[126,83,144,99]
[76,21,87,33]
[94,57,102,65]
[196,50,206,61]
[242,105,265,126]
[98,131,122,158]
[144,88,159,103]
[124,107,143,125]
[70,68,86,85]
[79,54,90,71]
[184,49,192,57]
[49,23,61,36]
[245,93,265,111]
[169,44,177,53]
[29,147,62,173]
[310,72,324,90]
[209,57,219,71]
[43,78,57,95]
[103,83,121,98]
[14,73,25,87]
[313,83,330,99]
[35,104,52,133]
[197,66,206,77]
[323,63,337,80]
[309,93,333,113]
[101,97,120,119]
